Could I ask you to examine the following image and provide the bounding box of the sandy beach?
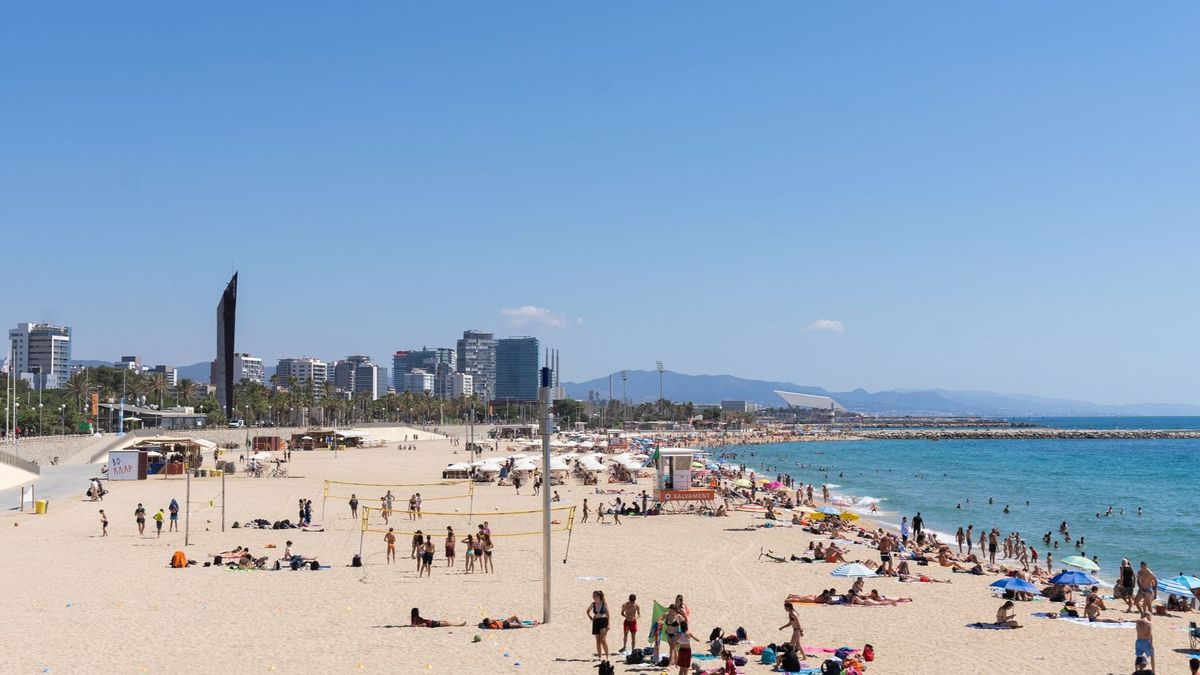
[1,427,1189,675]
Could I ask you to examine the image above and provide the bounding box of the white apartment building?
[232,353,264,385]
[8,322,72,389]
[275,357,328,389]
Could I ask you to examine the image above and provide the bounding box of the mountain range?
[71,360,1200,417]
[562,370,1200,417]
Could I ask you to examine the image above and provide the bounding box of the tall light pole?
[656,361,664,417]
[620,370,627,421]
[538,366,554,623]
[59,404,65,436]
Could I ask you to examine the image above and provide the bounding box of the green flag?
[648,601,668,644]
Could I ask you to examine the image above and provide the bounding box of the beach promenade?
[0,426,1190,674]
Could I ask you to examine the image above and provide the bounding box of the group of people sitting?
[786,578,912,607]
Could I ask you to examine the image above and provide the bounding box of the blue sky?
[3,3,1199,404]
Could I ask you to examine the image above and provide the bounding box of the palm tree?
[148,372,169,409]
[176,379,198,406]
[65,370,92,414]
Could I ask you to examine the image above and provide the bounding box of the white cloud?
[500,305,570,329]
[805,319,845,333]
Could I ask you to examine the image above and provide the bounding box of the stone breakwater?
[856,428,1200,440]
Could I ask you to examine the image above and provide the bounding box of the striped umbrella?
[1157,578,1196,598]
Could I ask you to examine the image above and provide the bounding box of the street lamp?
[59,404,66,436]
[656,361,664,417]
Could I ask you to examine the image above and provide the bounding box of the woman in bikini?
[461,533,476,573]
[444,527,456,568]
[410,607,465,628]
[480,533,494,573]
[778,602,804,654]
[587,590,611,661]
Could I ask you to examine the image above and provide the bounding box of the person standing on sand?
[1119,558,1136,611]
[444,527,455,568]
[900,517,909,546]
[349,494,358,519]
[966,524,974,556]
[134,503,146,535]
[168,498,179,532]
[620,594,640,654]
[411,530,423,566]
[414,493,422,520]
[778,602,804,654]
[380,496,389,525]
[955,527,965,554]
[1136,562,1158,613]
[99,509,108,537]
[1135,610,1154,672]
[581,499,589,523]
[587,590,611,661]
[988,529,999,565]
[384,528,396,564]
[408,493,417,521]
[912,512,924,540]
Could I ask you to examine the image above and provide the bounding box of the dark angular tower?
[216,272,238,419]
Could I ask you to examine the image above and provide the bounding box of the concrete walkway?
[1,464,103,513]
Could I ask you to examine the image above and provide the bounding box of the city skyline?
[5,4,1200,405]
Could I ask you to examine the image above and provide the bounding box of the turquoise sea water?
[724,429,1200,580]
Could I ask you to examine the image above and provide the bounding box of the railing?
[0,448,41,475]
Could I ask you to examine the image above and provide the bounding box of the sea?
[716,417,1200,580]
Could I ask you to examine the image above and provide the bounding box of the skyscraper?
[275,357,328,391]
[495,336,539,402]
[8,323,72,389]
[215,272,238,419]
[456,330,496,402]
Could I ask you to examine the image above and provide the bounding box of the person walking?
[134,503,146,536]
[912,512,924,541]
[153,508,165,537]
[99,509,108,537]
[581,499,590,523]
[899,517,909,546]
[385,528,397,564]
[1135,610,1155,673]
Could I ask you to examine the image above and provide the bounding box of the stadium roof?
[774,390,846,411]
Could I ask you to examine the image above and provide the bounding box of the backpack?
[736,626,747,641]
[309,560,320,571]
[821,659,842,675]
[596,661,615,675]
[170,551,187,568]
[760,647,776,665]
[290,559,301,571]
[624,650,644,665]
[352,554,362,567]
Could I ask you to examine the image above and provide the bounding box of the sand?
[0,426,1190,674]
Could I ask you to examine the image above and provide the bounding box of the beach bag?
[290,559,301,571]
[309,560,320,571]
[821,659,842,675]
[213,555,223,565]
[352,554,362,567]
[760,647,776,665]
[736,626,748,641]
[596,661,614,675]
[863,644,874,662]
[733,656,748,667]
[750,646,764,655]
[834,648,854,660]
[625,650,644,665]
[273,560,281,571]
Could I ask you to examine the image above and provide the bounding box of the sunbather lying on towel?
[479,615,540,629]
[411,607,466,628]
[786,589,837,605]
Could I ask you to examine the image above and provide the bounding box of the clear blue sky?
[3,3,1199,404]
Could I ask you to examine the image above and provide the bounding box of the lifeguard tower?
[653,447,715,511]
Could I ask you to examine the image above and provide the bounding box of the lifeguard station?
[653,447,715,512]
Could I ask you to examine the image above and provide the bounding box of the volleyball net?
[359,504,577,539]
[321,479,474,521]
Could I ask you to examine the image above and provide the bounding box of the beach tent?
[477,464,502,474]
[989,577,1040,594]
[831,563,879,578]
[1170,575,1200,590]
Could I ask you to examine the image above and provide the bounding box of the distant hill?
[563,370,1200,417]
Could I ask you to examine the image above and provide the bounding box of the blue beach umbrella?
[831,563,879,578]
[1170,576,1200,590]
[1157,579,1196,598]
[816,505,841,516]
[1048,570,1099,587]
[989,577,1041,594]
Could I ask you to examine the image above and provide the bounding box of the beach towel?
[966,622,1015,630]
[1031,612,1134,628]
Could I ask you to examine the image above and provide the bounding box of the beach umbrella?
[831,563,879,578]
[839,512,860,521]
[1171,575,1200,590]
[733,479,752,488]
[1059,556,1100,572]
[1048,570,1099,587]
[816,505,841,516]
[1157,579,1195,598]
[765,481,784,490]
[989,577,1041,594]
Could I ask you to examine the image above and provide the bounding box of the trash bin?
[34,499,48,514]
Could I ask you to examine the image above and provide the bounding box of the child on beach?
[99,509,108,536]
[153,508,165,537]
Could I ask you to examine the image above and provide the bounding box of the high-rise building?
[451,372,474,398]
[275,357,327,390]
[232,353,264,385]
[118,356,141,371]
[402,369,436,394]
[152,365,178,387]
[355,362,379,400]
[215,272,238,419]
[495,336,539,402]
[8,322,72,389]
[392,351,411,390]
[376,367,390,396]
[456,330,496,402]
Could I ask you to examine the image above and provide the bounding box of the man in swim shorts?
[620,594,640,653]
[1135,610,1155,673]
[1136,561,1158,613]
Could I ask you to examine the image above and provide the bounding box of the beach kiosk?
[653,447,714,510]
